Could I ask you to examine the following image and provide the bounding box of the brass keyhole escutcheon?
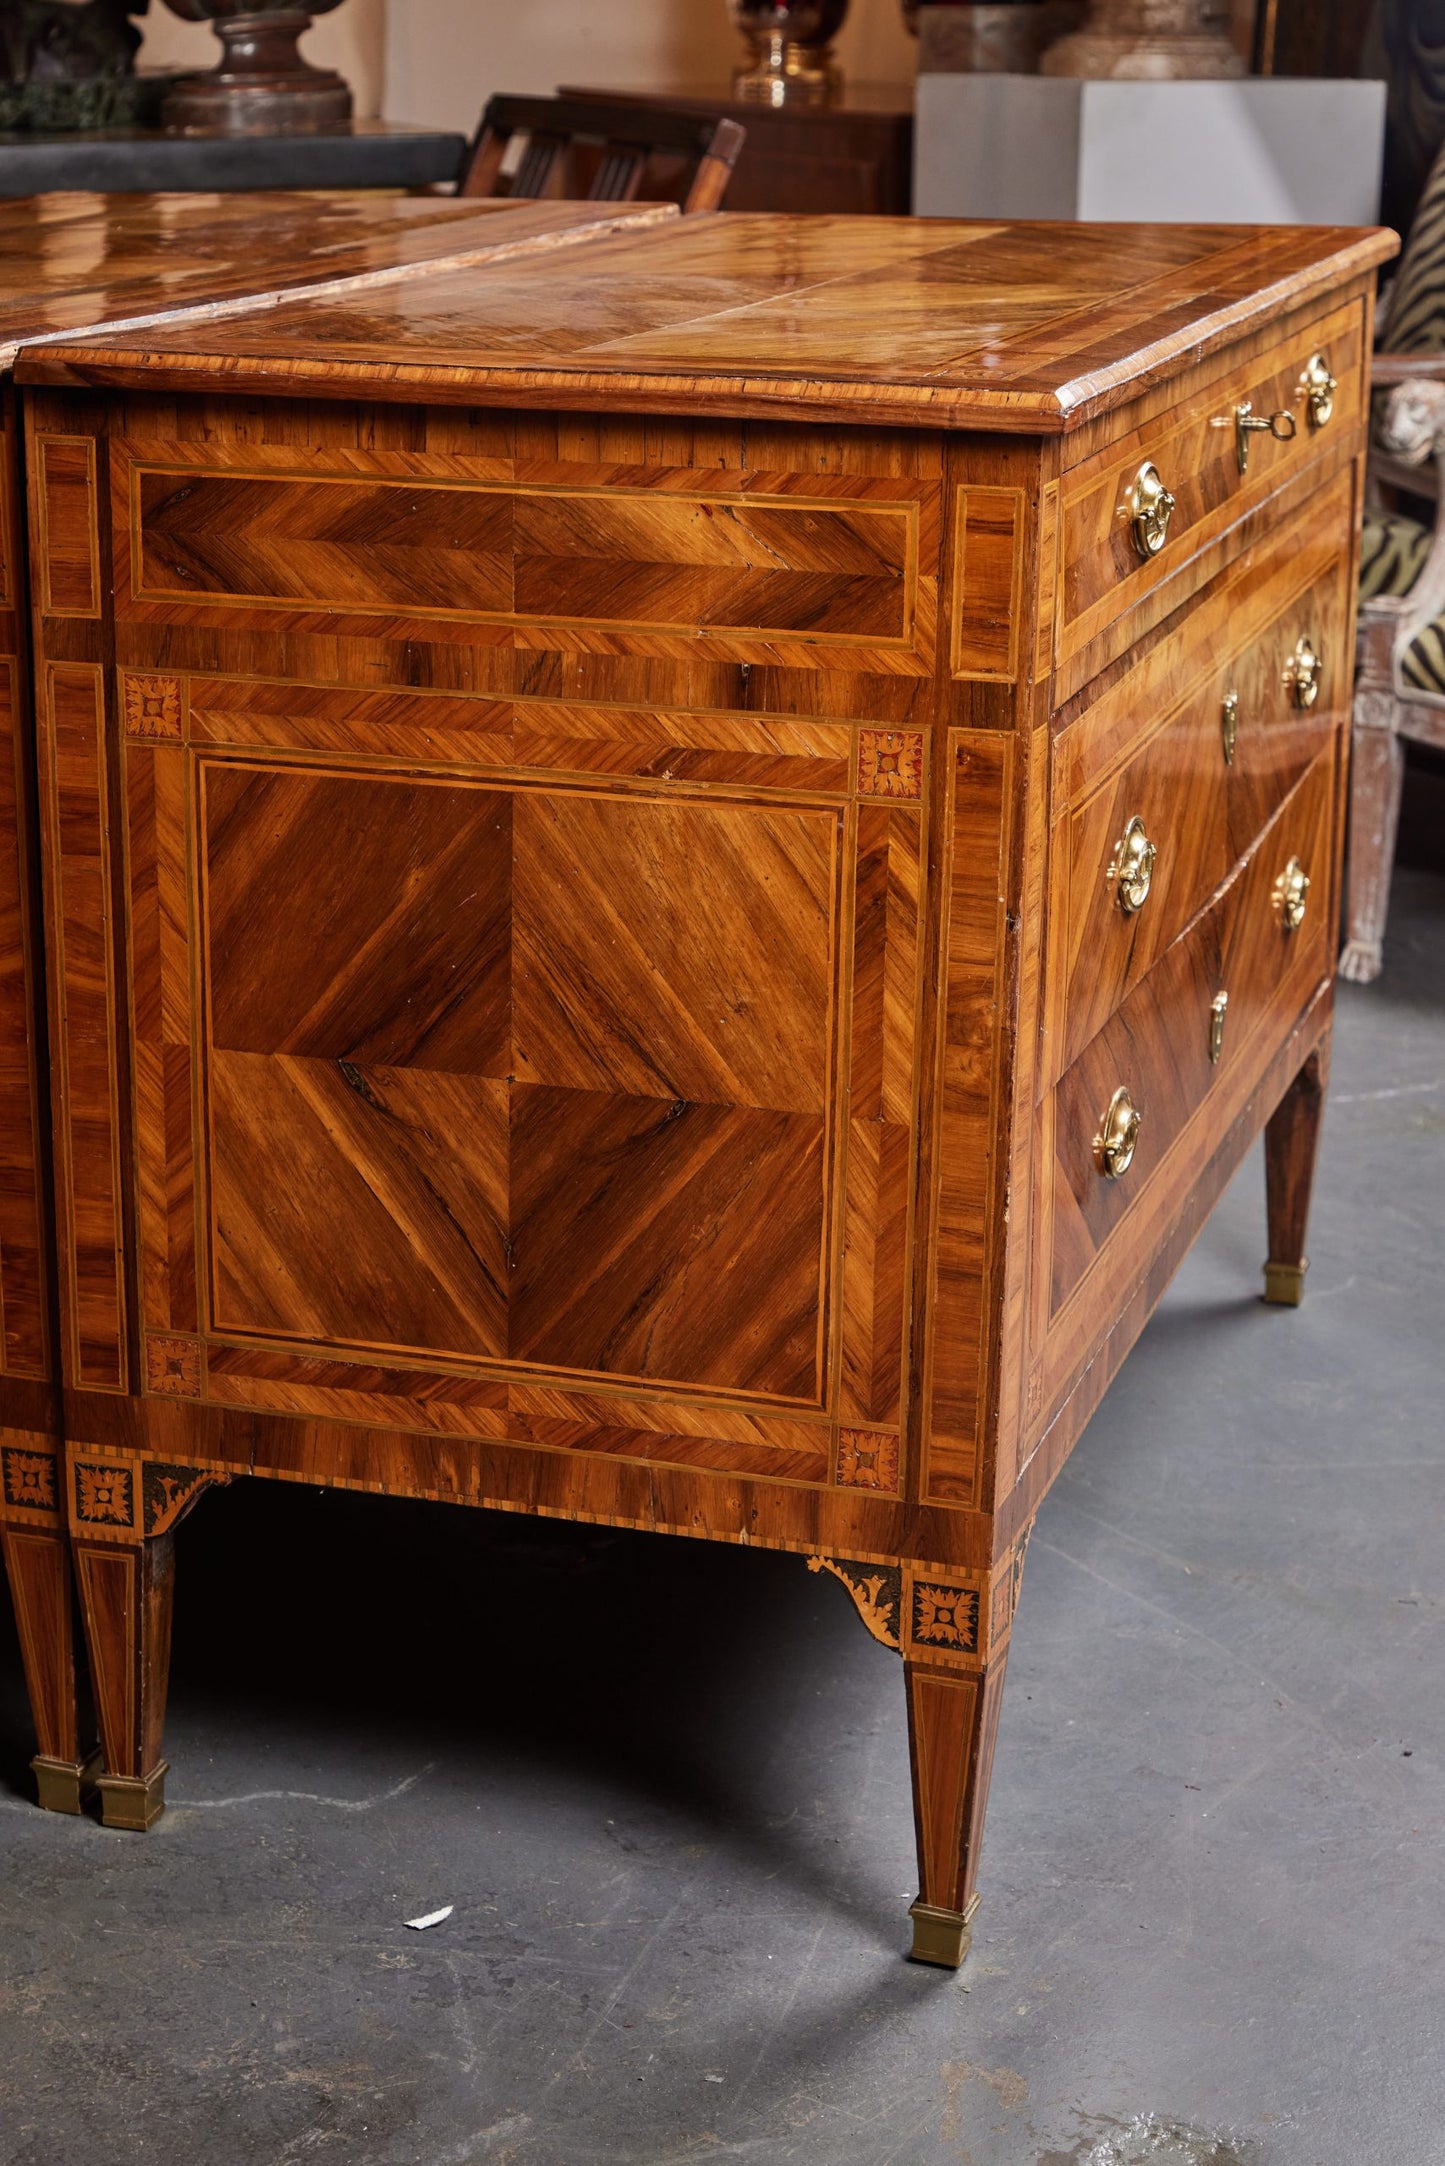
[1274,856,1310,931]
[1233,399,1297,474]
[1221,690,1240,766]
[1301,351,1337,429]
[1129,461,1175,560]
[1094,1085,1143,1181]
[1285,635,1322,709]
[1209,990,1229,1065]
[1108,815,1157,915]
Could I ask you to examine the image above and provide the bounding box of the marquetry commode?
[13,214,1395,1965]
[0,189,678,1815]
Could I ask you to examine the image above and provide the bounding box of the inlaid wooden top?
[0,191,678,370]
[18,213,1397,432]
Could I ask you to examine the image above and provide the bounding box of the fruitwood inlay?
[40,663,127,1390]
[36,436,100,619]
[952,487,1023,681]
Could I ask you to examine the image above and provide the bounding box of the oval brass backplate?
[1284,635,1322,710]
[1273,856,1310,931]
[1094,1085,1143,1181]
[1301,351,1337,429]
[1129,461,1175,560]
[1108,815,1157,915]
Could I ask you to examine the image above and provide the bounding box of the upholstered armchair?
[1345,145,1445,981]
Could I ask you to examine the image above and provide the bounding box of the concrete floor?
[2,867,1442,2166]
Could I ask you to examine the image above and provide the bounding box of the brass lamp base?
[733,32,841,109]
[162,11,353,137]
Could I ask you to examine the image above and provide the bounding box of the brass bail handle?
[1129,462,1175,560]
[1274,856,1310,931]
[1094,1085,1143,1181]
[1285,635,1323,710]
[1301,351,1337,428]
[1233,399,1297,474]
[1108,814,1157,915]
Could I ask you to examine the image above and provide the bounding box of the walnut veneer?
[9,212,1395,1960]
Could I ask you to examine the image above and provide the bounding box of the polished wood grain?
[13,217,1386,1969]
[0,188,679,1805]
[19,215,1395,436]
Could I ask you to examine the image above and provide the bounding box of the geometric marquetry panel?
[196,756,841,1400]
[132,466,918,649]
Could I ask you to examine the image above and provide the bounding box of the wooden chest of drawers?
[11,213,1394,1966]
[0,188,678,1813]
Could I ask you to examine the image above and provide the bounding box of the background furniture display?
[0,117,466,195]
[914,74,1386,222]
[15,210,1389,1964]
[907,2,1084,73]
[459,95,745,216]
[1042,0,1242,77]
[0,186,679,1816]
[562,82,913,215]
[158,0,351,135]
[1344,140,1445,981]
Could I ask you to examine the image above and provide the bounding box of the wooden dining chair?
[458,94,746,215]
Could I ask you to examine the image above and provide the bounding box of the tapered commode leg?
[905,1652,1010,1967]
[1,1514,98,1811]
[72,1526,175,1831]
[1263,1040,1328,1308]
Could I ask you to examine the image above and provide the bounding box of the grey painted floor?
[2,869,1442,2166]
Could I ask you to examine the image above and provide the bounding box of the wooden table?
[0,120,467,198]
[14,211,1393,1965]
[0,188,677,1814]
[562,83,914,214]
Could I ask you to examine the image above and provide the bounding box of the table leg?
[1263,1035,1329,1307]
[1,1514,98,1811]
[71,1522,174,1832]
[904,1651,1011,1968]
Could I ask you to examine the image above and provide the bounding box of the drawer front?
[1048,744,1336,1321]
[1051,473,1352,1078]
[1060,296,1364,671]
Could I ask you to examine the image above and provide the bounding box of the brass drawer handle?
[1221,690,1239,766]
[1209,990,1229,1065]
[1129,462,1175,560]
[1108,814,1157,915]
[1273,856,1310,931]
[1233,399,1297,474]
[1301,351,1337,429]
[1094,1085,1143,1181]
[1284,635,1322,709]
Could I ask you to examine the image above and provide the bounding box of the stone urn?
[160,0,352,134]
[1042,0,1243,77]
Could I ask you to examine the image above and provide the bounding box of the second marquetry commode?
[13,214,1391,1963]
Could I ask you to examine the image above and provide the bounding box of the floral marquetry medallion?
[1,1445,58,1516]
[121,672,183,739]
[72,1459,137,1531]
[836,1428,900,1492]
[857,729,924,798]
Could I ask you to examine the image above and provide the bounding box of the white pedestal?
[915,75,1387,225]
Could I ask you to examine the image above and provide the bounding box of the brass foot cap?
[97,1763,168,1833]
[1262,1259,1308,1307]
[908,1892,980,1969]
[32,1749,102,1816]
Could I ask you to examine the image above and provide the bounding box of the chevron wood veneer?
[12,210,1396,1968]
